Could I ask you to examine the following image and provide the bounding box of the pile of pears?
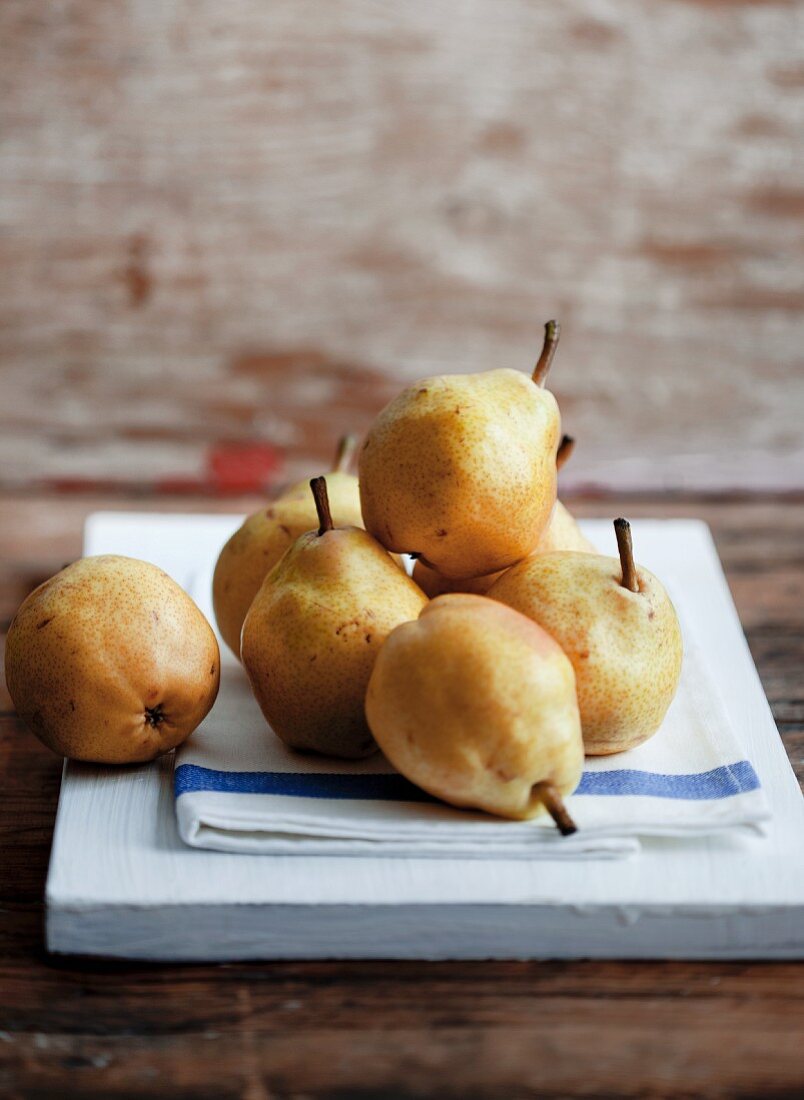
[5,321,683,835]
[217,322,683,835]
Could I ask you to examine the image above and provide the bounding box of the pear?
[365,593,583,831]
[359,321,563,579]
[241,477,428,758]
[278,434,361,513]
[537,500,595,554]
[411,434,594,597]
[534,435,595,554]
[5,555,220,763]
[412,560,502,598]
[213,435,363,658]
[488,519,683,755]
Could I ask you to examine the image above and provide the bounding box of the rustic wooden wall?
[1,0,802,494]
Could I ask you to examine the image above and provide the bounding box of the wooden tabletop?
[2,1,802,1092]
[0,490,802,1098]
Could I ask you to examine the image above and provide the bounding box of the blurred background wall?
[1,0,802,496]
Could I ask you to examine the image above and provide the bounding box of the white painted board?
[45,516,804,959]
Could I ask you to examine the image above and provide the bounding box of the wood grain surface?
[1,1,803,495]
[2,3,803,1089]
[1,491,802,1098]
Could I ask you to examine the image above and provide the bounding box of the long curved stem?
[310,477,334,535]
[533,320,560,386]
[614,518,639,592]
[531,781,577,836]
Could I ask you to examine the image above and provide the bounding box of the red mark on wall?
[48,443,284,495]
[204,443,283,493]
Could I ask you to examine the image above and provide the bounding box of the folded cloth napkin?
[175,580,770,859]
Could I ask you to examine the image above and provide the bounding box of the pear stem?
[556,434,575,471]
[532,320,560,386]
[333,434,358,473]
[614,518,639,593]
[310,477,334,535]
[532,781,577,836]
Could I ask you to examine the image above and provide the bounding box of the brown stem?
[333,434,358,473]
[310,477,334,535]
[531,781,577,836]
[556,434,575,471]
[614,518,639,592]
[532,320,560,386]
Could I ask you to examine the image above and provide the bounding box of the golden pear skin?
[213,437,363,658]
[412,501,595,597]
[412,560,502,598]
[365,594,583,830]
[538,499,596,554]
[525,433,593,554]
[5,555,220,763]
[488,520,683,755]
[410,434,594,596]
[537,433,595,555]
[359,323,563,580]
[242,478,428,759]
[278,468,361,515]
[279,435,361,511]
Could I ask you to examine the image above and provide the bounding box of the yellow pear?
[538,499,595,554]
[359,322,563,579]
[411,560,502,598]
[411,434,594,596]
[535,434,595,554]
[212,436,363,658]
[278,434,361,514]
[365,594,583,832]
[5,555,220,763]
[488,519,683,755]
[242,477,428,759]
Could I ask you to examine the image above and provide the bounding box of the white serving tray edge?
[44,515,804,960]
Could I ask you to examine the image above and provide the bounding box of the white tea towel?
[175,592,770,859]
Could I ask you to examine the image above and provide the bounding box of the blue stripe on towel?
[175,760,760,802]
[175,764,436,802]
[576,759,760,799]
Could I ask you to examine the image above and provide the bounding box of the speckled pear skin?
[359,369,560,579]
[5,555,220,764]
[212,489,364,658]
[241,526,428,759]
[411,499,595,597]
[488,552,683,755]
[279,469,360,513]
[364,594,583,821]
[537,500,596,554]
